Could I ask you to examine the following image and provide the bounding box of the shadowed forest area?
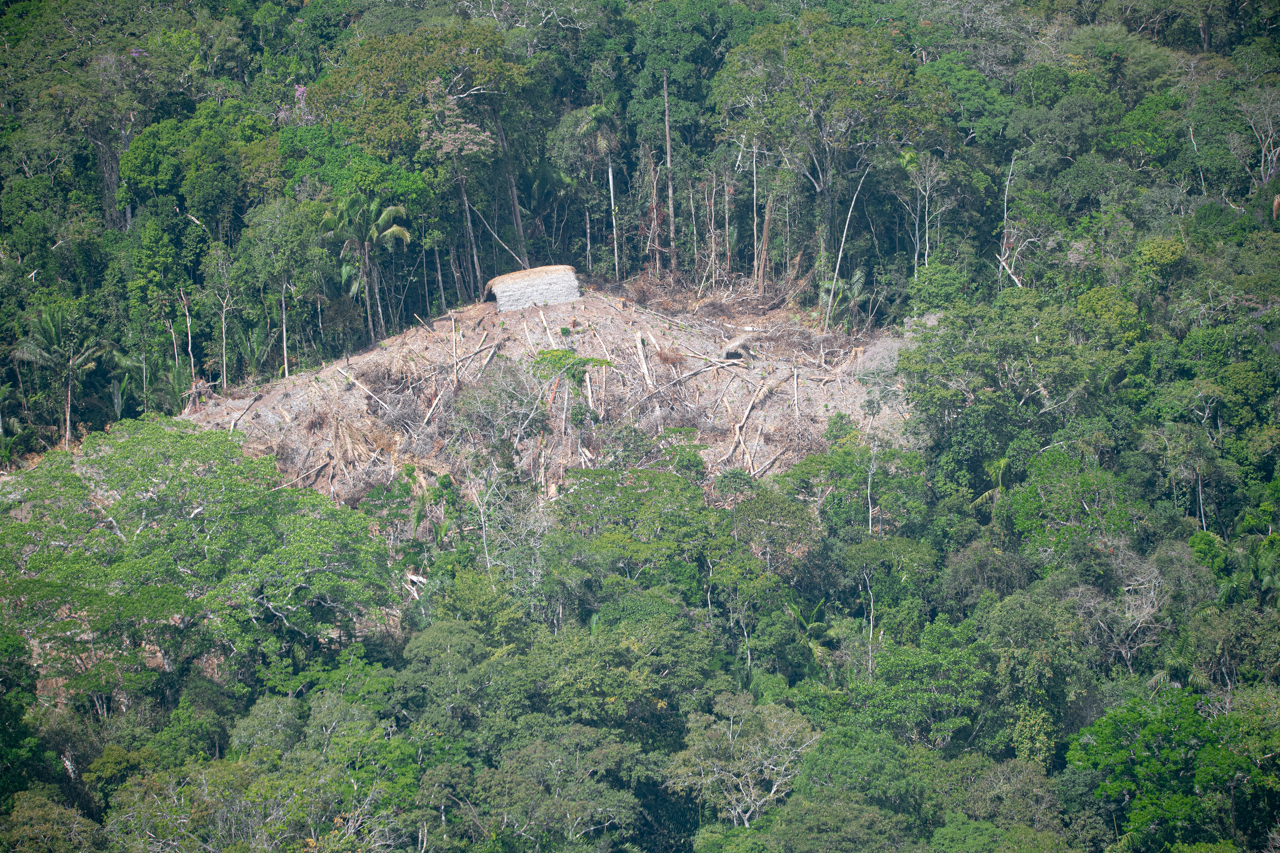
[2,0,1280,851]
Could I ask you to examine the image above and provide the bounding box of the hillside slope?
[180,293,907,505]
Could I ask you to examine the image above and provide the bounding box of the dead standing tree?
[665,691,820,829]
[1070,550,1170,675]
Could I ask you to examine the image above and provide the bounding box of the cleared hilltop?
[180,292,907,506]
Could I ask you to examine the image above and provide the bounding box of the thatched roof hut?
[486,265,580,312]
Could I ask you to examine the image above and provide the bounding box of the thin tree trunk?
[710,173,717,288]
[585,207,592,274]
[388,251,399,330]
[459,183,483,297]
[725,176,730,277]
[664,70,677,275]
[490,196,498,274]
[492,111,529,267]
[167,319,180,380]
[180,290,196,384]
[756,193,774,296]
[923,189,931,268]
[648,157,661,272]
[934,207,942,267]
[868,466,874,533]
[370,254,386,338]
[422,240,430,315]
[689,183,699,281]
[608,154,620,281]
[281,278,289,378]
[1198,472,1207,531]
[434,245,447,315]
[784,200,790,279]
[220,311,228,392]
[65,378,71,451]
[912,192,921,278]
[450,248,465,305]
[825,166,871,334]
[752,148,758,284]
[361,255,376,342]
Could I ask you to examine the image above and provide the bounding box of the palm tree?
[784,598,836,678]
[234,321,280,384]
[971,456,1014,509]
[320,193,411,341]
[821,267,867,334]
[108,352,141,420]
[1245,535,1280,609]
[1146,633,1211,695]
[110,374,131,421]
[0,381,25,462]
[15,307,113,451]
[1218,534,1280,610]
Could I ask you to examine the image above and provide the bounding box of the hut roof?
[486,265,580,312]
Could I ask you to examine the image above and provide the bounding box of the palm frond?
[375,205,408,230]
[377,224,411,248]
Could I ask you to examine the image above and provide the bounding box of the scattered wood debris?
[180,292,909,506]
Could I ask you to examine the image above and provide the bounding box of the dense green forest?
[3,0,1280,851]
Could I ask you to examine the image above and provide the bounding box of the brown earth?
[177,291,910,506]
